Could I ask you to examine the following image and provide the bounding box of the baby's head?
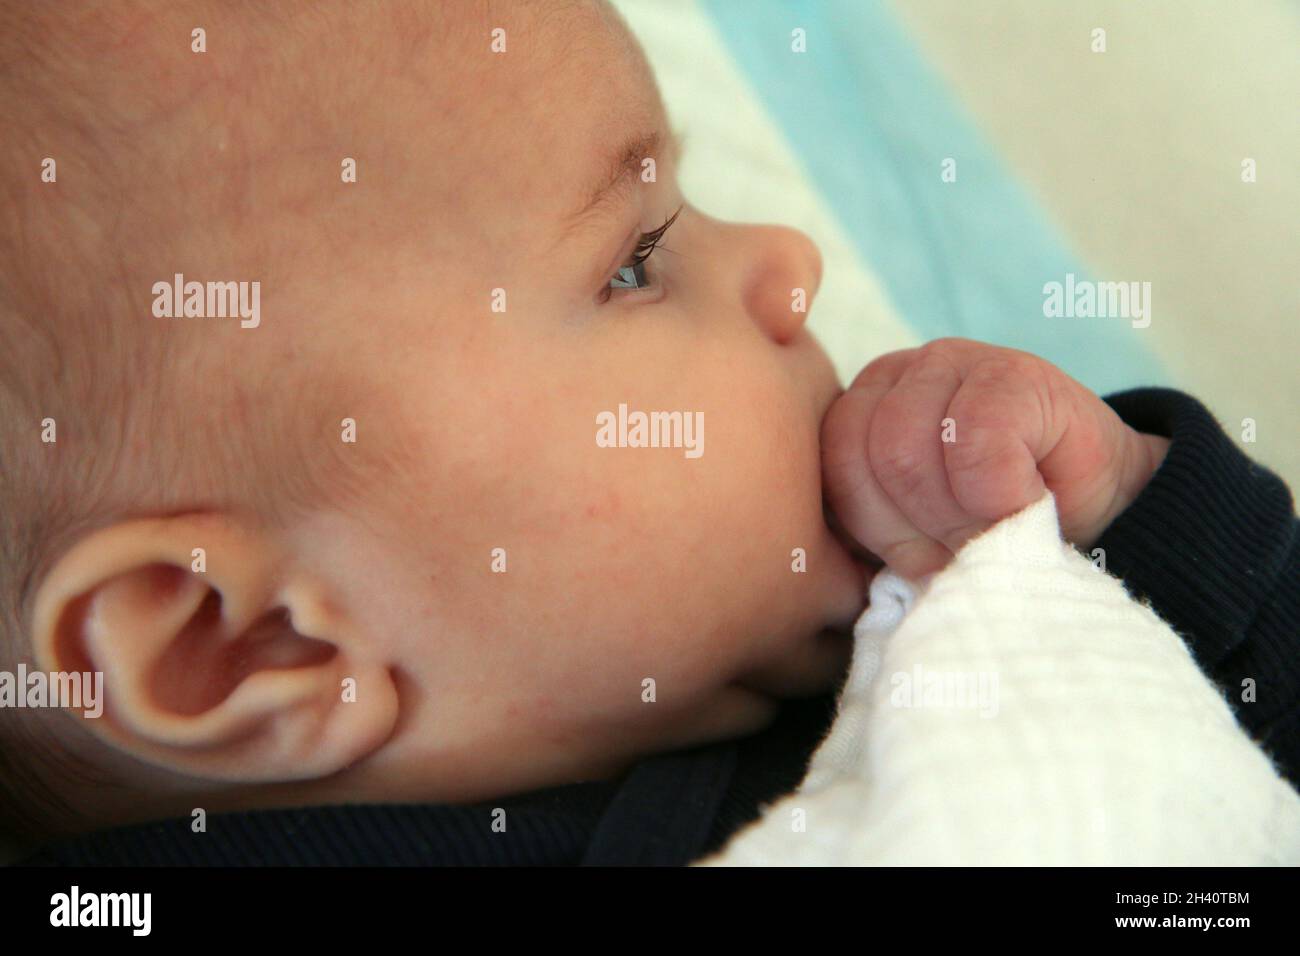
[0,0,867,839]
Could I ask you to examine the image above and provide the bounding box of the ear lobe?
[31,516,400,783]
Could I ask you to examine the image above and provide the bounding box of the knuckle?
[919,336,970,357]
[970,350,1046,392]
[914,339,964,375]
[969,354,1025,385]
[850,348,913,390]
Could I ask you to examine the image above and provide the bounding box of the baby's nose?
[741,225,823,345]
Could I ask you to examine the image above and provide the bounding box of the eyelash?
[603,206,682,301]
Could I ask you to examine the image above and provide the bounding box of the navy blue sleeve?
[1096,387,1300,787]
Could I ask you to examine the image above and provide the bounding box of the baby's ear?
[30,515,399,782]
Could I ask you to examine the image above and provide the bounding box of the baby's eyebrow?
[567,127,682,226]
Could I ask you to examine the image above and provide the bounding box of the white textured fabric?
[697,491,1300,865]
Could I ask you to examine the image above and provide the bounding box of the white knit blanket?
[698,491,1300,865]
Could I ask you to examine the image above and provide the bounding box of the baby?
[1,0,1294,864]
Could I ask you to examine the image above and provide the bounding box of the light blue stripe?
[698,0,1166,393]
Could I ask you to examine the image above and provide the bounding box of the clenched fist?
[821,338,1170,579]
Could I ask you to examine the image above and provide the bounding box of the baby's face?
[294,1,871,798]
[64,1,868,803]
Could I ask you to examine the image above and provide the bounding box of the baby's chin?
[731,628,854,700]
[728,559,867,701]
[721,496,881,701]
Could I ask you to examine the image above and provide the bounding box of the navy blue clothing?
[15,387,1299,865]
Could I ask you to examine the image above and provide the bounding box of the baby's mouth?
[823,500,884,622]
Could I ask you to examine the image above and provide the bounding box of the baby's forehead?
[253,0,664,216]
[435,3,664,174]
[359,0,668,247]
[12,0,668,311]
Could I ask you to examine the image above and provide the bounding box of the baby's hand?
[821,338,1170,578]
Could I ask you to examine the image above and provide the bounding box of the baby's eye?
[608,260,650,291]
[600,206,682,303]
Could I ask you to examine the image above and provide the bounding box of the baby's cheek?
[541,473,755,682]
[723,374,823,528]
[580,486,623,523]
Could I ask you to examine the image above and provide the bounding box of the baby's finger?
[821,350,916,549]
[844,347,919,392]
[941,359,1048,521]
[821,355,951,577]
[867,352,993,556]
